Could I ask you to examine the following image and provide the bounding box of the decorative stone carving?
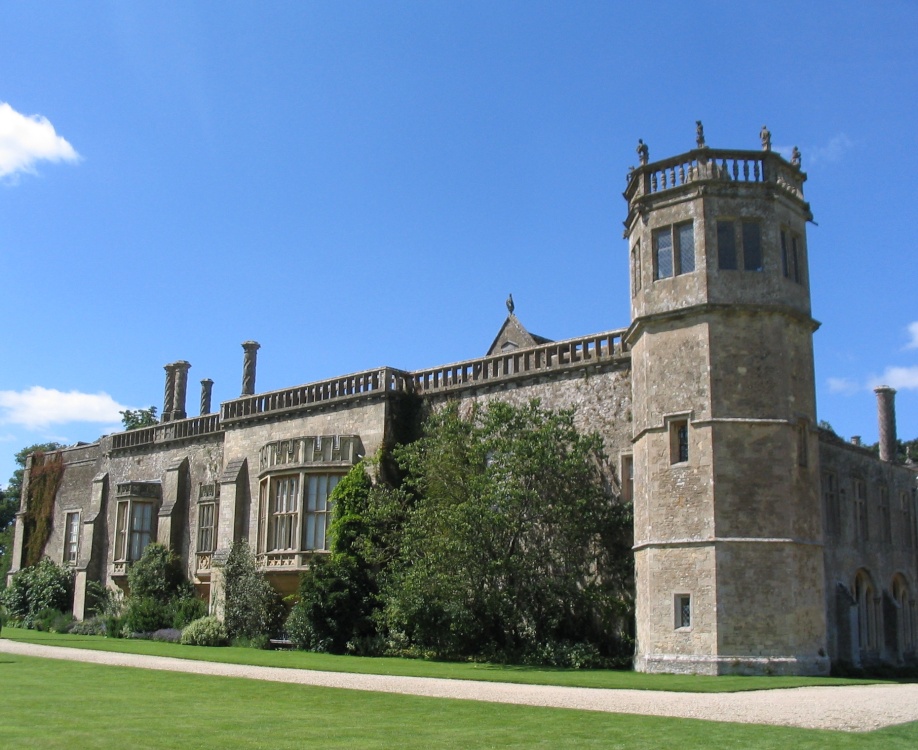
[760,125,771,151]
[637,138,649,165]
[241,341,260,396]
[695,120,706,149]
[791,146,801,168]
[506,293,514,314]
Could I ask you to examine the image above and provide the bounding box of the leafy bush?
[85,580,123,619]
[127,543,188,601]
[0,604,7,636]
[103,616,123,638]
[181,616,228,647]
[68,616,107,636]
[33,607,72,633]
[223,541,283,641]
[171,595,207,629]
[1,558,73,628]
[123,596,172,635]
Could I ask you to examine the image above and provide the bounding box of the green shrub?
[123,596,172,634]
[0,604,7,636]
[85,580,123,618]
[223,541,283,641]
[171,595,207,629]
[127,543,187,601]
[231,634,271,650]
[1,558,73,628]
[181,616,228,647]
[68,616,107,636]
[152,628,183,643]
[103,615,123,638]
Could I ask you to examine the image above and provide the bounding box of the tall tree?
[383,400,633,666]
[119,406,158,431]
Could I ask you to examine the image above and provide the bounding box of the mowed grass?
[1,627,882,692]
[1,653,916,750]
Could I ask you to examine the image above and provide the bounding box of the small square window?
[675,594,692,629]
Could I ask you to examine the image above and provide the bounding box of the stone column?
[875,385,897,463]
[162,363,176,423]
[200,379,214,416]
[241,341,261,396]
[172,361,191,420]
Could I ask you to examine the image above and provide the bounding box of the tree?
[382,400,634,666]
[223,540,283,643]
[120,406,158,431]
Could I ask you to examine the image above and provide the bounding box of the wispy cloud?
[806,134,853,166]
[868,367,918,391]
[828,377,860,395]
[0,387,128,429]
[905,321,918,350]
[0,102,80,181]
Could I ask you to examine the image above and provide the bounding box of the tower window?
[781,228,804,283]
[675,594,692,629]
[718,219,763,271]
[652,221,695,280]
[670,419,689,464]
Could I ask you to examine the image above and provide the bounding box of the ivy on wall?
[22,452,65,568]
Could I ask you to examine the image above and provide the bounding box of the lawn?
[0,626,881,692]
[1,653,916,750]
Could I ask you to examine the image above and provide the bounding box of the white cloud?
[0,101,80,180]
[905,321,918,350]
[806,134,853,166]
[868,367,918,391]
[0,387,129,429]
[827,377,859,395]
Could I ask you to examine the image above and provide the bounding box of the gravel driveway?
[3,638,917,733]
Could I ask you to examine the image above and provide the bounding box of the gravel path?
[3,638,917,733]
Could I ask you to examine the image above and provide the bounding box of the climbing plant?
[22,451,65,568]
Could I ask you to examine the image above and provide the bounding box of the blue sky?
[1,1,916,487]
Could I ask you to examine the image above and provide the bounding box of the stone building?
[8,130,917,675]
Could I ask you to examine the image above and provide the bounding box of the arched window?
[892,575,914,657]
[855,570,879,653]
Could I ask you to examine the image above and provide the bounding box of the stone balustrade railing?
[410,329,628,394]
[221,367,411,422]
[111,330,629,440]
[111,413,223,451]
[626,148,805,203]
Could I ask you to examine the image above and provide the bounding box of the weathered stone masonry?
[9,131,918,674]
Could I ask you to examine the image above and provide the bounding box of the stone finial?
[506,293,514,315]
[851,435,862,447]
[200,378,214,416]
[241,341,261,396]
[791,146,801,168]
[162,363,176,423]
[875,385,898,463]
[695,120,706,149]
[171,361,191,420]
[637,139,649,165]
[760,125,772,151]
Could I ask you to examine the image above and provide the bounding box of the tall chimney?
[200,378,214,416]
[875,385,898,463]
[162,363,176,423]
[241,341,261,396]
[172,361,191,420]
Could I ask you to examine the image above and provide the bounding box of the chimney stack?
[200,378,214,416]
[162,363,176,423]
[241,341,261,396]
[875,385,898,462]
[172,361,191,420]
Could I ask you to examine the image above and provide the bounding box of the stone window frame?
[652,221,695,280]
[113,482,161,564]
[780,227,805,284]
[196,484,218,555]
[854,569,880,653]
[631,241,641,296]
[668,416,690,465]
[258,471,343,554]
[716,218,763,272]
[620,454,634,504]
[674,593,692,630]
[853,478,869,543]
[878,485,891,544]
[62,509,81,565]
[823,471,839,539]
[892,575,915,656]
